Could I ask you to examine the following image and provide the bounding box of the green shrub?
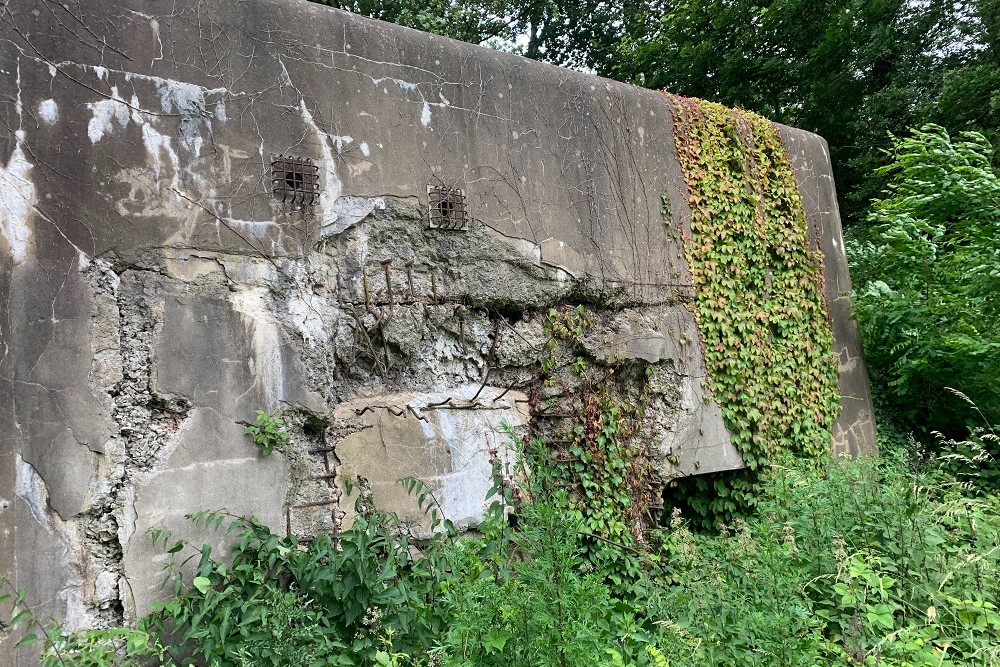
[849,124,1000,437]
[39,627,167,667]
[438,498,614,667]
[651,450,1000,666]
[17,410,1000,667]
[143,499,451,666]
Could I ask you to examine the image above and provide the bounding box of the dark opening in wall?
[272,156,320,207]
[427,184,468,230]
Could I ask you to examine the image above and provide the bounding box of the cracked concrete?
[0,1,875,661]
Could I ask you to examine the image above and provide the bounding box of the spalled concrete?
[780,126,877,456]
[334,385,528,538]
[0,0,875,659]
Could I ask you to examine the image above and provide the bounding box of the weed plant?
[6,422,1000,666]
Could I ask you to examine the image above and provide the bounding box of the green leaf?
[192,576,211,594]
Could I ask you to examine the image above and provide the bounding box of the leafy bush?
[439,498,618,666]
[40,627,167,667]
[137,489,453,666]
[14,413,1000,667]
[652,450,1000,666]
[849,124,1000,437]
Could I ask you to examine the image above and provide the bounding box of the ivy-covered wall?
[668,95,842,471]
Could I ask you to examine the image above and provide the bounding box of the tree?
[924,0,1000,164]
[599,0,984,226]
[312,0,628,66]
[314,0,521,45]
[849,124,1000,435]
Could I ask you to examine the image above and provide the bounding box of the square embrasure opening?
[271,155,320,207]
[427,184,468,230]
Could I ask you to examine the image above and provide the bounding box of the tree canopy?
[849,125,1000,435]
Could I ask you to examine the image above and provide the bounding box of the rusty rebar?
[380,259,394,308]
[404,261,415,298]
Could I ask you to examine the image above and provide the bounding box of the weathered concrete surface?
[334,385,528,538]
[121,408,290,619]
[581,307,743,476]
[780,127,877,456]
[0,0,874,657]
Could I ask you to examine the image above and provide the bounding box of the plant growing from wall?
[665,94,841,522]
[529,305,658,586]
[244,409,290,456]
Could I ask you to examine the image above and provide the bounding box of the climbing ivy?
[528,305,657,587]
[666,95,841,521]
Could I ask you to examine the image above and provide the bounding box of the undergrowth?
[5,420,1000,667]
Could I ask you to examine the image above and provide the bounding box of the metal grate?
[427,184,468,230]
[271,155,320,207]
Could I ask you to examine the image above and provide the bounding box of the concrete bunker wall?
[0,0,875,652]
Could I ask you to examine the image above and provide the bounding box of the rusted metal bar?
[404,261,415,298]
[380,259,394,308]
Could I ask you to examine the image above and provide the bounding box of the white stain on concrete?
[370,76,436,127]
[299,98,342,225]
[331,135,353,152]
[217,255,279,287]
[83,67,225,160]
[149,77,223,151]
[38,98,58,124]
[224,218,277,237]
[87,85,131,143]
[278,58,295,88]
[2,63,37,264]
[1,135,37,264]
[372,77,419,92]
[360,141,371,157]
[230,288,285,408]
[141,123,181,193]
[149,18,163,67]
[286,292,329,346]
[34,58,227,103]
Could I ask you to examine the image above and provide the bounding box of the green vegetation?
[535,305,657,586]
[244,409,291,457]
[7,427,1000,666]
[849,125,1000,439]
[667,95,841,523]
